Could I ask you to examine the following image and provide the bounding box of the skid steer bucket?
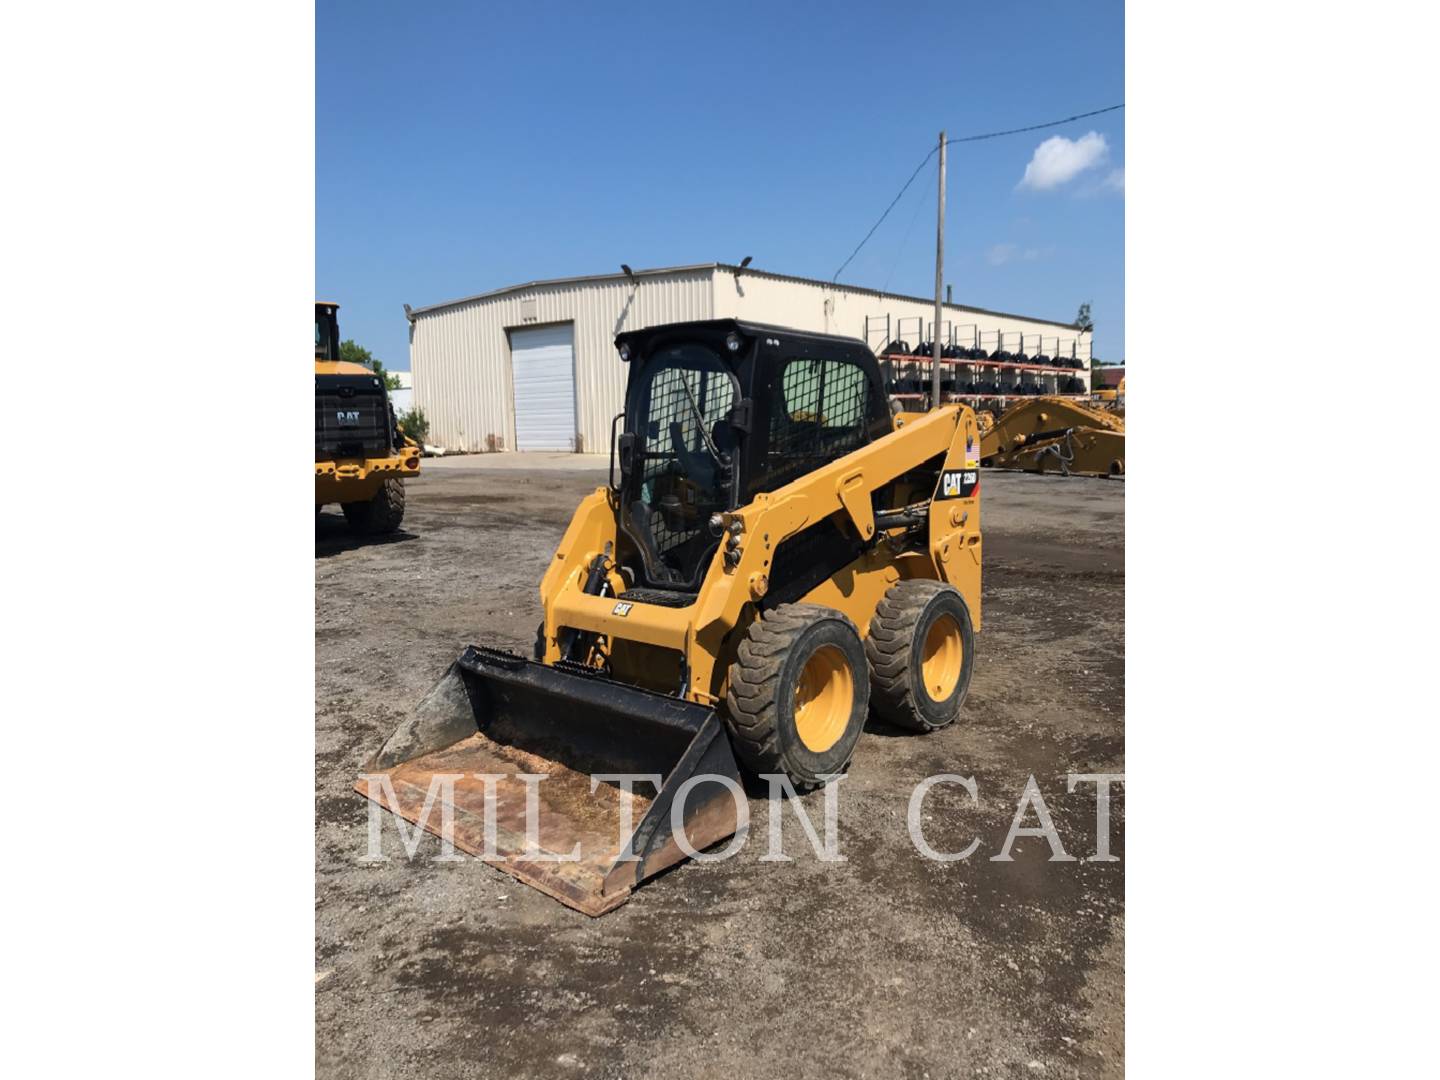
[356,645,744,916]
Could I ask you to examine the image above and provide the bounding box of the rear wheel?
[865,580,974,732]
[724,603,869,790]
[342,478,405,535]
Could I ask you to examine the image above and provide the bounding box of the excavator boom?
[979,396,1124,478]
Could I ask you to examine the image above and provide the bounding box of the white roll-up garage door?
[509,324,577,451]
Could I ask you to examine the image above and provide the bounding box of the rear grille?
[316,375,390,458]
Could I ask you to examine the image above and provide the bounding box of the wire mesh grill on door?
[638,365,737,572]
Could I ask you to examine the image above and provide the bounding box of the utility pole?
[932,130,946,409]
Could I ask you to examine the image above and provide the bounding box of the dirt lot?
[316,460,1124,1079]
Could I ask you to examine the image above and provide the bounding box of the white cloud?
[1075,166,1125,199]
[1018,131,1108,191]
[986,243,1053,266]
[986,243,1020,266]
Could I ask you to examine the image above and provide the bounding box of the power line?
[830,103,1125,282]
[884,158,937,292]
[947,103,1125,146]
[831,152,935,284]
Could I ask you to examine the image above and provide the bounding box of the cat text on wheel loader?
[358,319,983,914]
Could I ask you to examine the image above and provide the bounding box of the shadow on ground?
[315,511,419,558]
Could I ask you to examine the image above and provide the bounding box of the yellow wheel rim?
[921,613,963,701]
[793,644,853,753]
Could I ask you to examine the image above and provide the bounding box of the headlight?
[725,332,743,353]
[617,342,631,362]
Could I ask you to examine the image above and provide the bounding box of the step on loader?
[358,320,983,914]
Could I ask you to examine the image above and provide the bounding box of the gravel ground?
[316,461,1124,1079]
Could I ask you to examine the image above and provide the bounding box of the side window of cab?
[760,356,873,492]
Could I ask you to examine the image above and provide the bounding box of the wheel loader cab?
[315,302,341,363]
[613,321,894,593]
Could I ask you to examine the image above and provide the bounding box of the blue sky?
[318,1,1124,370]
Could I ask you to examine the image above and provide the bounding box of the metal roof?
[406,262,1085,332]
[406,265,717,319]
[615,317,873,351]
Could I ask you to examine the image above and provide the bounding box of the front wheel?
[724,603,869,790]
[342,478,405,535]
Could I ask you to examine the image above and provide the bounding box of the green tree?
[339,339,403,390]
[398,406,430,445]
[338,338,372,367]
[1074,303,1094,333]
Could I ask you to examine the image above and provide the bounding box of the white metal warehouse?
[406,263,1092,453]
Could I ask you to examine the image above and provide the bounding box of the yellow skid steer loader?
[359,320,983,914]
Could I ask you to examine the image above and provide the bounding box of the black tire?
[342,478,405,535]
[724,603,869,790]
[865,580,975,733]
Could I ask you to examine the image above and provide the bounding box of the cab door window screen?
[626,346,739,585]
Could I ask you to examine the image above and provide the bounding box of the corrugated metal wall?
[412,265,1089,453]
[410,271,712,452]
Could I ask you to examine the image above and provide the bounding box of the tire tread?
[723,603,864,789]
[865,580,964,732]
[343,478,406,535]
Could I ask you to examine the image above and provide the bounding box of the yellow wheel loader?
[315,301,420,533]
[980,396,1125,478]
[1091,375,1126,406]
[358,320,983,914]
